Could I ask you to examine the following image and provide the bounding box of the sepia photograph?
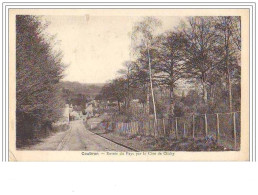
[1,3,257,195]
[8,8,250,161]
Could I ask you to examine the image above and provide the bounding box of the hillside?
[61,81,104,97]
[60,81,104,108]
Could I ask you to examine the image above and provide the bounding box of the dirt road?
[25,120,130,151]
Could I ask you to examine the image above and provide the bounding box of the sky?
[42,15,183,84]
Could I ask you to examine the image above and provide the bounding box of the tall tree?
[182,17,218,107]
[215,16,241,112]
[154,31,187,119]
[132,17,161,131]
[16,15,65,141]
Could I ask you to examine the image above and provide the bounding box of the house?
[69,110,80,120]
[63,104,70,122]
[93,100,100,107]
[85,104,94,118]
[69,104,73,113]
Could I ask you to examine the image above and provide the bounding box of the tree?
[99,78,127,113]
[117,61,137,112]
[16,15,65,141]
[131,17,161,131]
[182,17,219,107]
[154,31,187,119]
[130,60,150,114]
[215,16,241,112]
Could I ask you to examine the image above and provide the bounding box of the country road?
[24,120,130,151]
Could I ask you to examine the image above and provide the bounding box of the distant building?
[93,100,99,107]
[63,104,70,122]
[85,104,94,118]
[69,111,80,120]
[132,99,140,103]
[69,104,73,113]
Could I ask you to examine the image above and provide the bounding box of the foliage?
[97,16,241,120]
[60,81,104,109]
[16,15,65,141]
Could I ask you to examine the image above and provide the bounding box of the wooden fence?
[88,111,241,150]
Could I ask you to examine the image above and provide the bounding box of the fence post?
[145,121,147,136]
[205,114,208,137]
[156,119,158,137]
[146,121,148,136]
[136,121,139,135]
[143,121,145,135]
[183,122,186,138]
[158,119,160,137]
[134,121,136,135]
[175,117,178,139]
[169,119,171,136]
[163,118,166,136]
[216,114,220,142]
[153,119,156,137]
[142,121,144,135]
[148,120,150,136]
[141,121,143,135]
[233,112,237,150]
[192,115,195,139]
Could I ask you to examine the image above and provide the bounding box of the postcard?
[8,8,249,161]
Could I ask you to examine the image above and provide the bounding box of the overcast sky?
[43,15,183,84]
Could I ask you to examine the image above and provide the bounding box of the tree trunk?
[210,85,214,104]
[168,86,174,132]
[147,46,158,132]
[127,69,130,112]
[117,100,121,113]
[224,18,233,112]
[169,88,174,117]
[146,84,150,115]
[227,68,233,112]
[201,78,208,105]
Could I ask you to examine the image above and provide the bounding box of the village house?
[85,103,94,118]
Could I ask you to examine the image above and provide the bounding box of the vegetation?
[61,81,104,109]
[16,16,65,144]
[97,16,241,122]
[16,16,104,146]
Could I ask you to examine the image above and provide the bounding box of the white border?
[1,1,256,162]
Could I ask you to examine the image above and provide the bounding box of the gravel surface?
[23,120,130,151]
